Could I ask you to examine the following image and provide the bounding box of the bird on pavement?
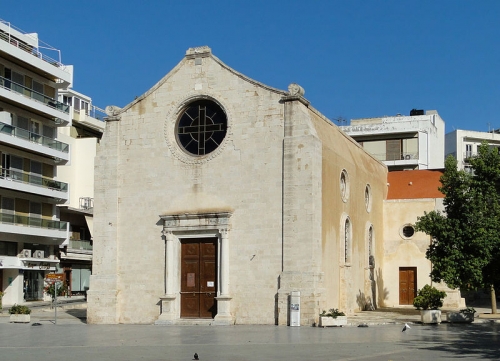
[193,353,199,360]
[402,323,411,332]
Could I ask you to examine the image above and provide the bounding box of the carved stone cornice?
[160,212,232,232]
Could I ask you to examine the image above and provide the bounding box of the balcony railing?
[0,168,68,192]
[0,19,64,68]
[367,151,419,162]
[0,76,69,114]
[464,151,477,162]
[0,122,69,153]
[69,239,93,251]
[0,211,67,230]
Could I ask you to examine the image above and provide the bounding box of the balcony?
[463,151,477,163]
[0,211,68,242]
[0,168,68,201]
[0,121,69,160]
[367,151,419,162]
[0,76,71,123]
[0,19,72,86]
[69,239,93,251]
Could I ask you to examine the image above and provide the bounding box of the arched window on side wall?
[344,217,352,264]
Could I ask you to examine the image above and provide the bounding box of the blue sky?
[3,1,499,132]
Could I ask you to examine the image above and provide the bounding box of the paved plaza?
[0,303,499,361]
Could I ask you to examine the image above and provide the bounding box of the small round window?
[401,225,415,239]
[176,99,227,156]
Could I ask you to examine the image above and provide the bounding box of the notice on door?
[187,273,195,287]
[207,281,214,287]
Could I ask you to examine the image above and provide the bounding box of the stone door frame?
[156,212,233,325]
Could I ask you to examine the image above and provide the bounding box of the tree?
[415,142,500,313]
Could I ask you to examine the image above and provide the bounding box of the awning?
[85,215,93,238]
[0,256,23,269]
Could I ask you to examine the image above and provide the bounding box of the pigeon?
[193,353,199,360]
[402,323,411,332]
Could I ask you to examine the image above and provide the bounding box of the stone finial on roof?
[105,105,122,116]
[287,83,305,96]
[186,46,212,58]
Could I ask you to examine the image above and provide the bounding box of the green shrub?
[413,285,447,310]
[8,304,31,315]
[320,308,345,318]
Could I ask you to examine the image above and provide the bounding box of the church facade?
[86,46,388,325]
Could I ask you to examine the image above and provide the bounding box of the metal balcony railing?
[0,76,69,114]
[0,19,64,68]
[0,168,68,192]
[0,121,69,153]
[0,211,67,230]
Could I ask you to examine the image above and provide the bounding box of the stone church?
[87,46,388,325]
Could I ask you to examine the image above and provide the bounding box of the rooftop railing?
[0,168,68,192]
[0,76,69,114]
[0,19,64,68]
[0,121,69,153]
[0,211,67,230]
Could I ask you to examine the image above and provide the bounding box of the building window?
[0,240,17,256]
[340,169,350,202]
[365,184,372,212]
[401,224,415,239]
[368,225,374,268]
[344,216,352,264]
[176,99,227,156]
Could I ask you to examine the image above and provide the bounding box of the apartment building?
[445,129,500,173]
[56,88,104,297]
[0,19,103,305]
[340,109,445,171]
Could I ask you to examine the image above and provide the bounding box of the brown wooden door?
[399,267,417,305]
[181,238,217,318]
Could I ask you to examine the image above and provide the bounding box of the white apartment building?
[0,19,103,306]
[340,109,445,171]
[445,129,500,173]
[56,88,104,297]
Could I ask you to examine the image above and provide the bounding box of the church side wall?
[313,114,387,316]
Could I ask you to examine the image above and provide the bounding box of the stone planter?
[420,310,442,324]
[446,312,474,323]
[9,314,30,323]
[319,316,347,327]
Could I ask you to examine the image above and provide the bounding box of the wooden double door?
[399,267,417,305]
[181,238,217,318]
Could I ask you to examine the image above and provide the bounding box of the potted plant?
[9,304,31,323]
[319,308,347,327]
[446,307,475,323]
[413,284,447,324]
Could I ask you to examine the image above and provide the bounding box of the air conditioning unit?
[405,154,411,160]
[21,249,31,258]
[33,250,44,259]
